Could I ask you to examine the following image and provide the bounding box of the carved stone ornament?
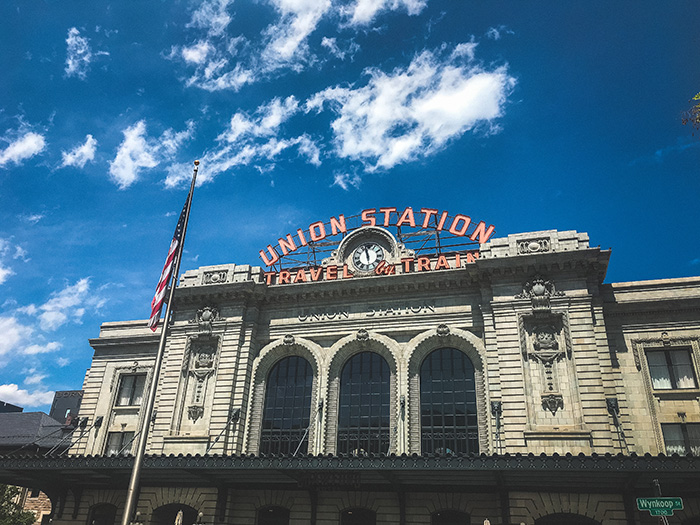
[356,329,369,342]
[283,334,295,346]
[203,270,228,285]
[188,405,204,422]
[194,350,214,369]
[533,326,559,354]
[517,238,551,255]
[541,393,564,415]
[436,324,450,337]
[515,276,564,313]
[190,306,219,334]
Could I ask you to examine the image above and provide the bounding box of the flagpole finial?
[194,160,199,166]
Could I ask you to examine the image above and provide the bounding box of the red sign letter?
[260,245,280,266]
[421,208,438,228]
[278,234,297,255]
[416,257,431,271]
[330,215,347,235]
[309,221,327,241]
[396,207,416,228]
[361,209,376,226]
[470,222,495,244]
[379,207,397,226]
[448,214,471,236]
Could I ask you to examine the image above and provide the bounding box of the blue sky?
[1,0,699,412]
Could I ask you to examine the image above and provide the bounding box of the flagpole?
[120,160,199,525]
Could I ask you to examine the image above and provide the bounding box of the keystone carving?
[356,329,369,341]
[283,334,295,345]
[436,324,450,337]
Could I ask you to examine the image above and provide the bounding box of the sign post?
[636,497,683,517]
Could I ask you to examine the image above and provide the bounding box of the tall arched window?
[341,508,376,525]
[535,514,601,525]
[257,506,290,525]
[151,504,198,525]
[87,504,117,525]
[260,356,313,455]
[432,509,470,525]
[337,352,391,455]
[420,348,478,454]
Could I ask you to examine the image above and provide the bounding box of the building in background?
[0,401,23,413]
[1,216,699,525]
[49,391,84,426]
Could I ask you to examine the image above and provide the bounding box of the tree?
[682,91,700,133]
[0,485,36,525]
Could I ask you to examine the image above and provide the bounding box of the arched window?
[341,508,376,525]
[151,504,198,525]
[257,506,290,525]
[432,509,470,525]
[87,504,117,525]
[535,514,601,525]
[420,348,478,454]
[260,356,314,455]
[337,352,390,455]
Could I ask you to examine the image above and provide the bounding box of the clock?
[352,242,385,271]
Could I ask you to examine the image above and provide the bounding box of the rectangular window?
[105,431,135,456]
[116,374,146,406]
[647,349,697,390]
[662,423,700,456]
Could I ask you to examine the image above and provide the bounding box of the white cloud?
[61,134,97,168]
[332,171,362,190]
[177,0,423,92]
[182,41,214,64]
[343,0,427,26]
[37,277,102,331]
[21,213,45,224]
[13,246,29,261]
[109,121,194,188]
[65,27,92,79]
[56,357,70,367]
[0,265,13,284]
[306,44,515,170]
[24,373,47,385]
[260,0,331,68]
[486,25,512,40]
[0,238,27,284]
[187,0,234,36]
[109,121,157,188]
[0,131,46,168]
[164,98,321,187]
[0,384,54,408]
[321,37,360,61]
[24,342,62,355]
[0,316,35,358]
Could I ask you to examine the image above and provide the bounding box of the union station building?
[2,213,700,525]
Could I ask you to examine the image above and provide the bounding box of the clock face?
[352,242,385,271]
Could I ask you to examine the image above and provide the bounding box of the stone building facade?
[2,227,699,525]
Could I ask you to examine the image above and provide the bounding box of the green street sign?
[637,497,683,517]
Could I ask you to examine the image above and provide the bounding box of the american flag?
[148,195,190,332]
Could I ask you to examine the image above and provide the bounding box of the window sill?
[112,405,141,413]
[653,389,700,401]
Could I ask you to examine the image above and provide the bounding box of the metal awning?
[1,453,698,496]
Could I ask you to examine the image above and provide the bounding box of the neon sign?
[259,206,495,267]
